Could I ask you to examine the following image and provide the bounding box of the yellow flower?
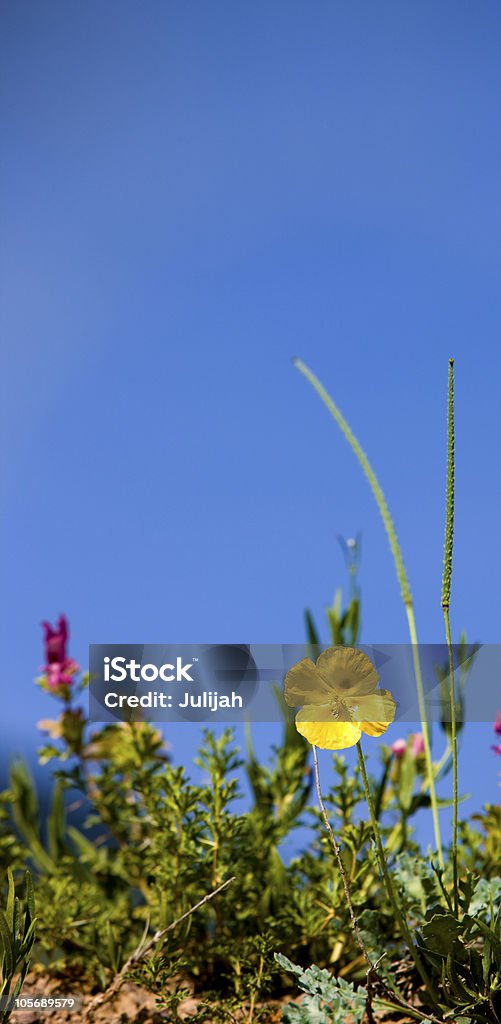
[284,646,396,750]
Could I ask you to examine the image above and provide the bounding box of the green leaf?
[275,954,366,1024]
[5,872,14,933]
[0,909,14,979]
[468,877,501,917]
[421,912,463,953]
[12,898,20,942]
[24,872,35,924]
[275,952,303,977]
[471,917,501,966]
[305,610,321,652]
[282,996,328,1024]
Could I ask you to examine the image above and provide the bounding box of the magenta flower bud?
[391,738,407,758]
[491,744,501,756]
[411,733,425,758]
[494,713,501,737]
[42,615,69,665]
[41,615,78,692]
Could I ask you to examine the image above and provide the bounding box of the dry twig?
[85,875,236,1020]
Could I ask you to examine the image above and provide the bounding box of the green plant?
[0,870,36,1023]
[275,953,367,1024]
[277,868,501,1024]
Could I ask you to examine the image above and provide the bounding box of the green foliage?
[0,870,36,1022]
[275,953,367,1024]
[0,716,415,999]
[417,892,501,1022]
[1,674,499,1020]
[276,869,501,1024]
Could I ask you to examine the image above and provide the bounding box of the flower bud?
[411,733,425,758]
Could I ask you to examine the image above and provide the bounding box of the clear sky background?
[1,1,500,849]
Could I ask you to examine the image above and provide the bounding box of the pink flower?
[42,615,68,665]
[41,615,79,690]
[391,738,407,758]
[411,732,425,758]
[491,744,501,756]
[494,713,501,737]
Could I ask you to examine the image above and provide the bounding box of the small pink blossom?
[411,732,425,758]
[45,661,79,689]
[491,744,501,756]
[493,713,501,737]
[391,738,407,758]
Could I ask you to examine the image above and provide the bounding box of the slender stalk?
[356,742,437,1000]
[293,357,410,605]
[375,999,444,1024]
[311,744,373,967]
[444,615,457,910]
[293,356,443,865]
[442,358,458,914]
[405,605,444,870]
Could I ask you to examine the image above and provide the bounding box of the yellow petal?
[315,646,379,697]
[352,690,397,737]
[295,704,362,749]
[284,658,337,707]
[360,721,391,737]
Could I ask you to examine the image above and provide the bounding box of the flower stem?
[442,358,458,914]
[293,356,444,867]
[356,741,437,1000]
[313,745,439,1016]
[311,744,373,967]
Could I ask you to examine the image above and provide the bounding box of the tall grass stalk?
[442,358,458,914]
[293,357,444,867]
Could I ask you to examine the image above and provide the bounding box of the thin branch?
[85,876,236,1020]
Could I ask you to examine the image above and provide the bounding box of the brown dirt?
[8,973,286,1024]
[10,975,167,1024]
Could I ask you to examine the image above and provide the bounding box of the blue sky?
[1,2,500,845]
